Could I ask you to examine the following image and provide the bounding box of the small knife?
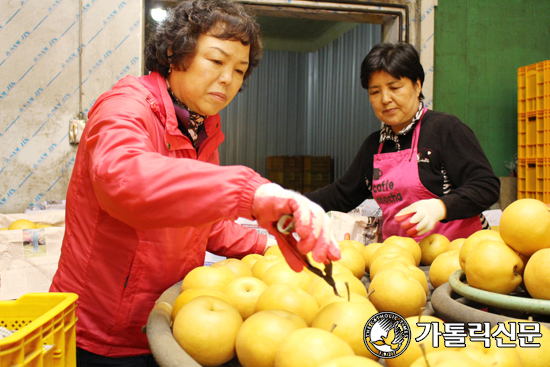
[276,214,340,296]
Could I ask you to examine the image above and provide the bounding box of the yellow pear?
[490,319,550,367]
[418,233,450,265]
[361,243,384,272]
[499,198,550,256]
[523,248,550,300]
[181,265,236,292]
[173,296,243,366]
[317,355,382,367]
[8,219,37,230]
[312,301,379,360]
[464,240,524,294]
[459,229,504,270]
[369,244,416,270]
[330,262,355,276]
[338,239,365,252]
[251,254,284,279]
[336,245,366,279]
[374,260,429,295]
[172,288,230,321]
[265,244,284,257]
[369,252,416,279]
[303,262,353,284]
[211,258,253,278]
[236,309,307,367]
[307,272,367,307]
[386,314,446,367]
[445,238,466,252]
[410,351,483,367]
[262,261,315,291]
[429,250,461,289]
[320,292,377,312]
[241,253,263,269]
[459,338,522,367]
[384,236,422,266]
[255,283,319,326]
[223,276,268,320]
[274,327,354,367]
[337,245,365,279]
[367,268,426,318]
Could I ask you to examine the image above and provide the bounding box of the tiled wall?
[0,0,143,214]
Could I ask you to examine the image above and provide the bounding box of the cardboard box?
[267,155,333,193]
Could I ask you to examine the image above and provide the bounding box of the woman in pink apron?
[305,42,500,242]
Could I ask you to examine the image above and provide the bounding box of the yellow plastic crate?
[526,63,537,113]
[517,158,526,196]
[518,112,526,159]
[518,66,526,113]
[0,293,78,367]
[526,111,537,159]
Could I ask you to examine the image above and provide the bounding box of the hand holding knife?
[275,214,340,296]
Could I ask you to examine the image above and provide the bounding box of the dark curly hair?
[360,42,425,100]
[144,0,262,83]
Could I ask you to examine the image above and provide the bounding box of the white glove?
[395,198,447,237]
[252,183,341,271]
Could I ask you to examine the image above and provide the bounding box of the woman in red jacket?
[50,0,340,366]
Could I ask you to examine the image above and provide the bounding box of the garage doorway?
[144,0,419,182]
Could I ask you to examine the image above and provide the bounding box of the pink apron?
[372,108,482,242]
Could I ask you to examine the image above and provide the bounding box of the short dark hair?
[360,42,424,99]
[144,0,262,83]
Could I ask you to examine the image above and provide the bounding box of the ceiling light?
[151,8,167,22]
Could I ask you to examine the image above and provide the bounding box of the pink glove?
[395,198,447,237]
[252,183,341,271]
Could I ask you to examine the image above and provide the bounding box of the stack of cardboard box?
[267,155,333,193]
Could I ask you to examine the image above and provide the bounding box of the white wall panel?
[0,0,142,214]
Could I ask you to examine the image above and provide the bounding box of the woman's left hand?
[395,198,446,237]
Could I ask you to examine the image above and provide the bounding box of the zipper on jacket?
[124,275,129,288]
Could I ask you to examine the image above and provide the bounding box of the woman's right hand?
[252,183,341,271]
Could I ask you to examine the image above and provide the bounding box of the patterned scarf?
[166,81,207,145]
[379,101,424,151]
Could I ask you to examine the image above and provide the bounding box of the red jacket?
[50,72,269,357]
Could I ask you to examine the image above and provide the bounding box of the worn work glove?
[394,198,447,237]
[252,183,341,272]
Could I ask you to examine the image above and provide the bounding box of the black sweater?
[304,110,501,222]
